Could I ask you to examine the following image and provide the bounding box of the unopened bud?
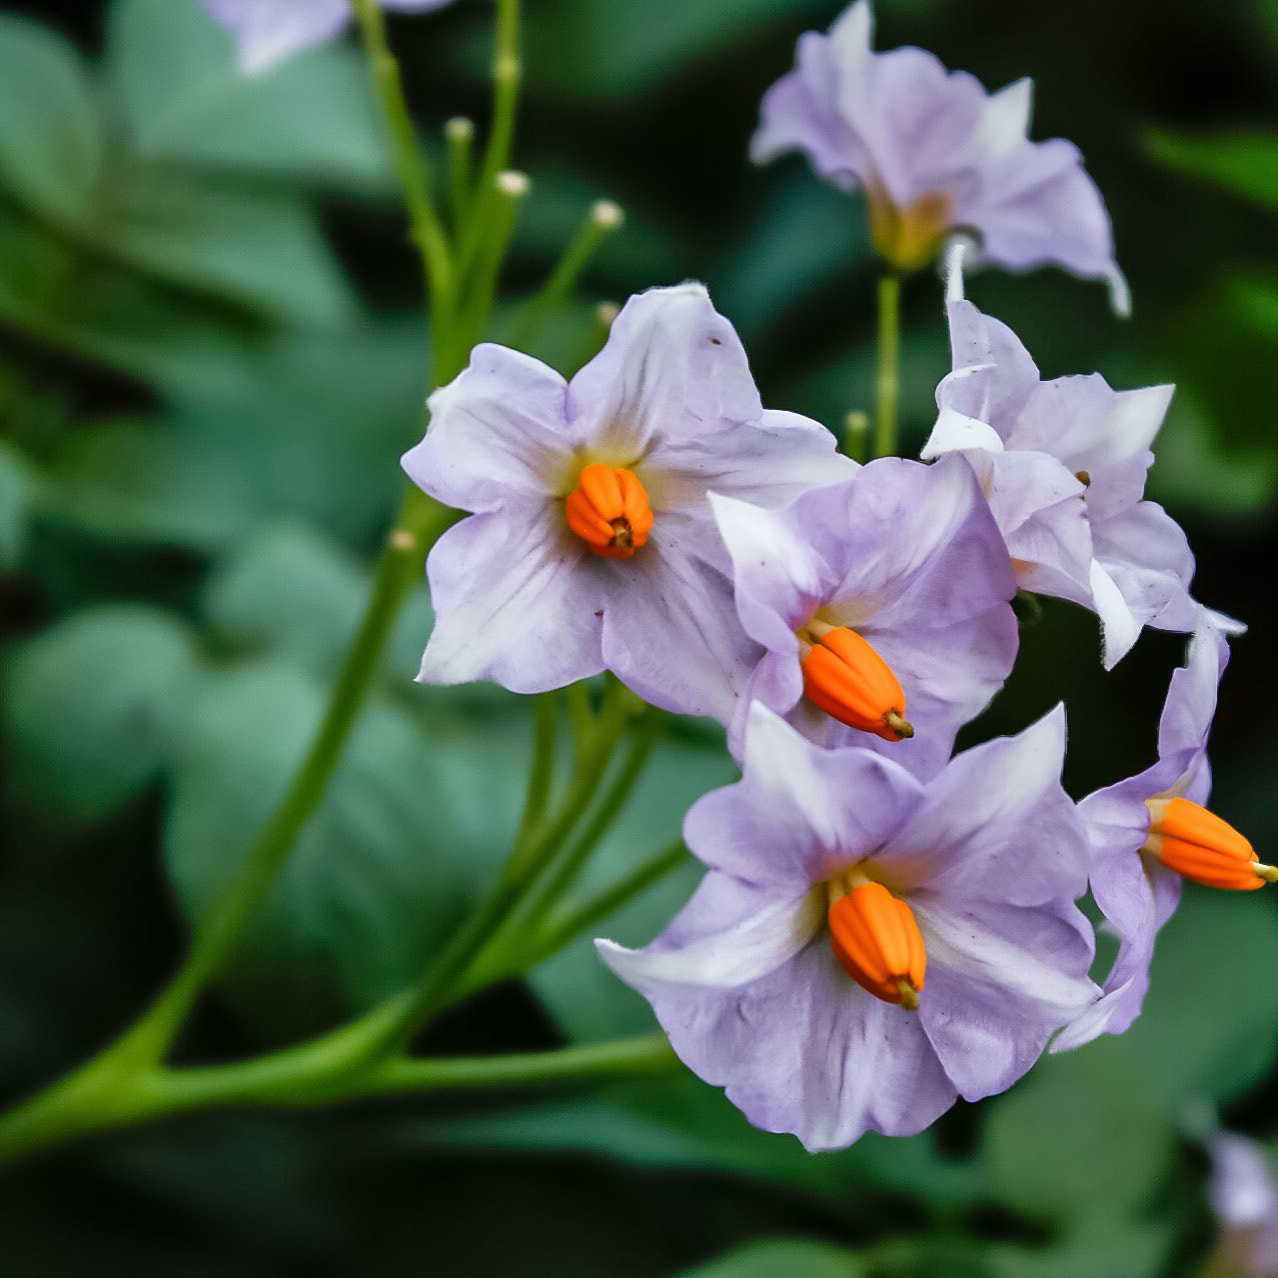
[591,200,624,231]
[496,170,530,198]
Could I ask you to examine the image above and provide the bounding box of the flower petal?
[204,0,350,74]
[417,508,605,692]
[685,702,923,888]
[913,893,1097,1098]
[404,344,572,511]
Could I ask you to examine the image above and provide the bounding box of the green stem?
[114,490,451,1067]
[509,201,623,349]
[350,0,455,372]
[445,116,475,234]
[0,1029,676,1169]
[512,692,560,859]
[477,0,522,204]
[527,839,688,967]
[367,681,632,1054]
[873,271,901,460]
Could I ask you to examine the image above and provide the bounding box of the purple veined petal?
[650,408,852,515]
[1091,502,1198,654]
[684,702,923,889]
[567,284,763,460]
[710,492,831,653]
[726,648,805,761]
[204,0,352,74]
[1158,615,1229,766]
[966,137,1116,280]
[955,77,1032,168]
[404,344,573,512]
[1007,378,1171,479]
[750,29,867,187]
[597,871,823,991]
[1091,560,1142,670]
[873,706,1089,905]
[605,921,956,1151]
[921,404,1005,459]
[599,513,761,724]
[912,892,1097,1099]
[936,300,1042,437]
[417,507,606,693]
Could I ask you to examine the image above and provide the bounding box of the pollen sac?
[1144,796,1277,891]
[828,881,926,1009]
[802,627,913,742]
[565,462,654,559]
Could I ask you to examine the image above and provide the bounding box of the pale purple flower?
[402,284,855,724]
[204,0,454,75]
[751,0,1120,296]
[922,296,1200,668]
[1208,1132,1278,1277]
[1052,619,1227,1051]
[599,702,1096,1151]
[713,455,1018,778]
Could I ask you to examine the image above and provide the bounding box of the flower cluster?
[394,0,1267,1150]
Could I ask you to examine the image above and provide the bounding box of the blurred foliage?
[0,0,1276,1273]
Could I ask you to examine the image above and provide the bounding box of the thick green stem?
[351,0,455,364]
[0,1028,676,1169]
[113,490,450,1068]
[873,271,901,460]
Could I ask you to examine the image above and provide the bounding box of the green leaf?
[985,1044,1175,1229]
[0,439,38,568]
[101,173,357,323]
[1,604,202,825]
[0,14,102,221]
[1146,128,1278,214]
[106,0,393,193]
[164,660,529,1035]
[679,1239,867,1278]
[1119,886,1278,1107]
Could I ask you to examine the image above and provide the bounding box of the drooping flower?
[751,0,1122,302]
[204,0,454,75]
[922,295,1202,668]
[713,455,1018,778]
[1053,619,1270,1051]
[402,284,855,723]
[1207,1131,1278,1278]
[598,702,1096,1151]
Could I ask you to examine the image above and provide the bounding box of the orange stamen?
[828,881,926,1009]
[801,626,913,742]
[1144,796,1277,891]
[565,463,653,559]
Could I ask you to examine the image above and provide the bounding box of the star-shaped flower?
[599,702,1096,1150]
[923,297,1201,668]
[402,284,855,722]
[751,0,1121,299]
[713,455,1017,777]
[1054,618,1271,1051]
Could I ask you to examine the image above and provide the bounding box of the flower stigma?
[1143,796,1278,891]
[799,621,913,741]
[826,873,926,1009]
[565,462,654,559]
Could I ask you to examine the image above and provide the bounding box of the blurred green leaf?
[0,15,102,222]
[0,439,38,568]
[679,1238,867,1278]
[164,660,527,1034]
[986,1046,1174,1229]
[517,0,830,104]
[1146,128,1278,214]
[107,0,393,191]
[1,604,202,826]
[1120,886,1278,1107]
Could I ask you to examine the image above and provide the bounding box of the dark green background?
[1,0,1277,1273]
